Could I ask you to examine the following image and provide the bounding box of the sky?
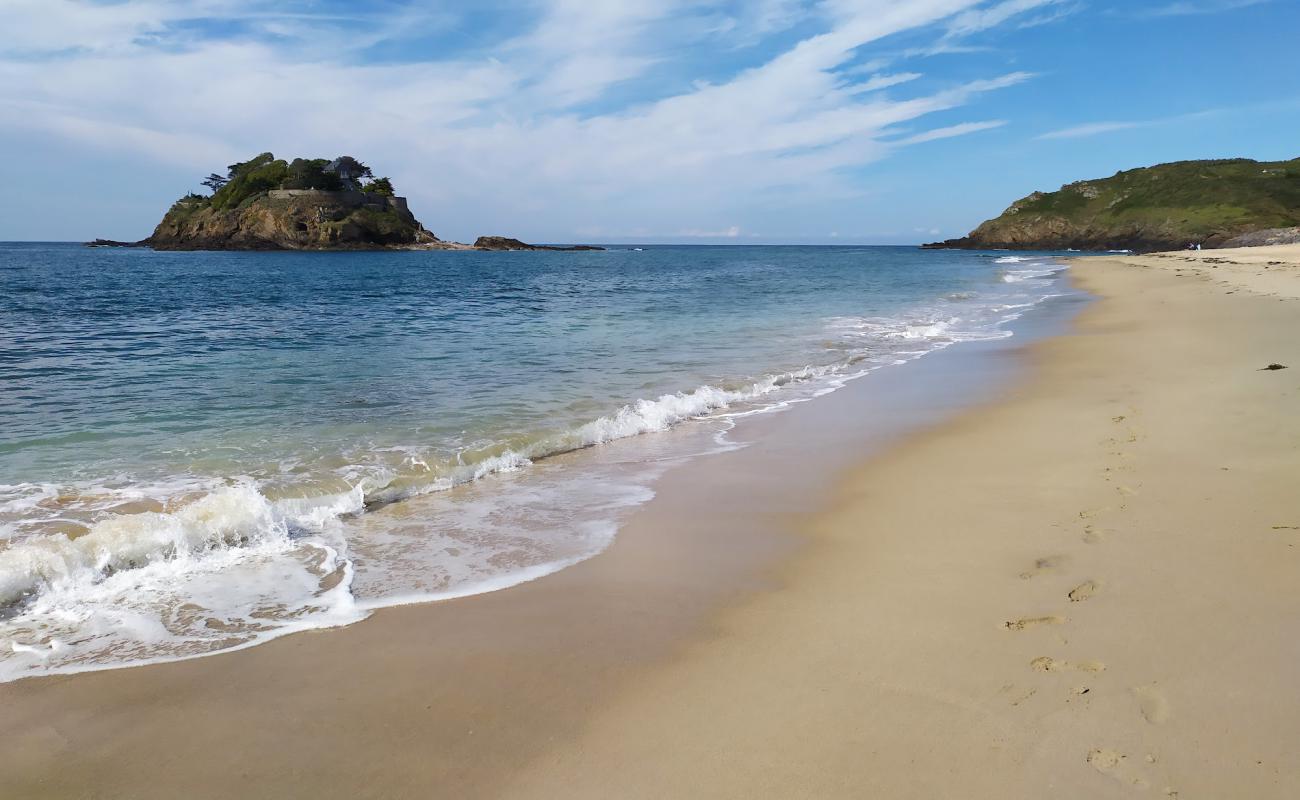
[0,0,1297,244]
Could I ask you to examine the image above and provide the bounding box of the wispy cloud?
[945,0,1075,37]
[898,119,1008,144]
[901,0,1080,58]
[1036,107,1231,139]
[0,0,1051,240]
[1037,120,1148,139]
[1137,0,1271,17]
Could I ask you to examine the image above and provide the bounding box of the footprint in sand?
[1019,555,1068,580]
[1068,580,1100,602]
[1086,748,1158,790]
[1082,525,1108,544]
[1005,615,1065,632]
[1031,656,1105,673]
[1133,685,1170,724]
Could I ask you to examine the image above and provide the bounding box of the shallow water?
[0,243,1071,679]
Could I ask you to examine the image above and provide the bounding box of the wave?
[4,270,1072,623]
[0,259,1073,680]
[0,364,852,621]
[1001,264,1068,283]
[0,485,285,608]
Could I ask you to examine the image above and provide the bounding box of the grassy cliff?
[927,157,1300,252]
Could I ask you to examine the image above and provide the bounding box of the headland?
[925,157,1300,252]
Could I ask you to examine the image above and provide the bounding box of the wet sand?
[4,248,1298,798]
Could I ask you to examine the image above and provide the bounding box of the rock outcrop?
[1220,226,1300,248]
[89,151,608,252]
[925,157,1300,252]
[473,236,605,252]
[147,190,436,251]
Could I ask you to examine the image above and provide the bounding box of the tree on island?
[201,173,228,193]
[362,177,395,196]
[284,158,344,191]
[196,153,398,210]
[325,156,374,190]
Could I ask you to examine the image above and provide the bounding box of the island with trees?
[91,153,603,252]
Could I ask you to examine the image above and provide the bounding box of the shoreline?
[4,248,1298,797]
[0,264,1076,797]
[506,248,1300,798]
[0,245,1067,684]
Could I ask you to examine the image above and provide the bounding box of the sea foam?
[0,251,1073,682]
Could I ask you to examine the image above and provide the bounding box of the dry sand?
[502,248,1300,798]
[3,246,1298,799]
[1100,244,1300,299]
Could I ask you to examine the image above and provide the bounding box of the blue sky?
[1,0,1296,243]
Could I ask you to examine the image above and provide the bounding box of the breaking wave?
[0,255,1072,681]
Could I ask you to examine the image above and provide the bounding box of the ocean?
[0,243,1072,680]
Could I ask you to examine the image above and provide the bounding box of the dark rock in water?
[473,236,535,250]
[473,236,605,252]
[85,238,150,248]
[923,157,1300,253]
[1261,363,1288,371]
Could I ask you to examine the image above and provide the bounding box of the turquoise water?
[0,243,1071,679]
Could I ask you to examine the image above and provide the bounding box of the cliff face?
[148,190,437,251]
[926,158,1300,252]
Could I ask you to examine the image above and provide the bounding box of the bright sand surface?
[1100,244,1300,300]
[2,247,1298,798]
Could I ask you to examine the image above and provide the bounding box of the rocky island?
[925,157,1300,252]
[92,153,602,252]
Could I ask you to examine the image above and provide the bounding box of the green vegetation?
[363,177,395,196]
[194,152,399,210]
[946,157,1300,250]
[284,158,344,191]
[209,152,288,210]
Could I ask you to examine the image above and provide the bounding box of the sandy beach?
[4,246,1298,799]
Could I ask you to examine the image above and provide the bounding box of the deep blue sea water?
[0,242,1071,679]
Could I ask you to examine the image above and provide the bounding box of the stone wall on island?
[267,189,409,213]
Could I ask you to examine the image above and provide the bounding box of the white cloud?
[1138,0,1271,17]
[897,119,1007,144]
[1036,106,1232,139]
[945,0,1070,37]
[0,0,1045,240]
[1037,120,1147,139]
